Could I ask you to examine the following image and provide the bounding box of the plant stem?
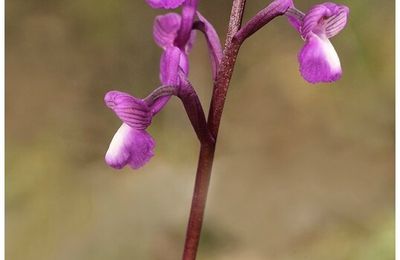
[181,1,247,259]
[234,0,292,44]
[181,142,215,260]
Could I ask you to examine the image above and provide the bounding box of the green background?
[6,0,394,259]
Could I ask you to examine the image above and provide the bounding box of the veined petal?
[301,3,349,39]
[105,123,155,169]
[153,13,181,49]
[146,0,185,9]
[105,91,152,129]
[325,5,349,38]
[298,33,341,83]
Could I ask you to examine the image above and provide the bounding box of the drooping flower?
[104,91,155,169]
[287,2,349,83]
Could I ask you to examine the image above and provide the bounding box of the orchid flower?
[153,12,195,81]
[286,2,349,83]
[104,91,155,169]
[153,3,222,82]
[104,77,208,170]
[150,0,221,115]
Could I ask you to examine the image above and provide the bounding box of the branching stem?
[181,1,247,259]
[182,0,291,259]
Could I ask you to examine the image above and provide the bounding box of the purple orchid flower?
[104,77,207,170]
[287,2,349,83]
[104,91,155,169]
[150,2,221,114]
[148,1,199,116]
[153,12,195,82]
[153,10,222,79]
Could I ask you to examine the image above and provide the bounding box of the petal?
[301,3,349,39]
[174,2,197,48]
[325,5,349,38]
[196,11,222,79]
[155,47,187,115]
[179,52,189,75]
[160,46,183,85]
[146,0,185,9]
[104,91,152,129]
[153,13,181,49]
[298,33,341,83]
[105,124,155,169]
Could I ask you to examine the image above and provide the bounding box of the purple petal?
[298,33,342,83]
[196,11,222,79]
[160,46,183,85]
[153,13,181,49]
[154,47,186,115]
[179,52,189,75]
[105,123,155,169]
[105,91,152,129]
[324,5,349,38]
[146,0,185,9]
[301,3,349,39]
[174,3,197,48]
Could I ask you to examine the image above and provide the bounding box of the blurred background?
[6,0,394,259]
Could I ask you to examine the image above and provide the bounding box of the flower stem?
[234,0,292,44]
[181,1,247,259]
[181,142,215,260]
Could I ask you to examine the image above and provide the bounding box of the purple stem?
[181,1,292,259]
[144,85,177,105]
[144,83,211,144]
[234,0,293,44]
[181,1,247,260]
[177,77,214,144]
